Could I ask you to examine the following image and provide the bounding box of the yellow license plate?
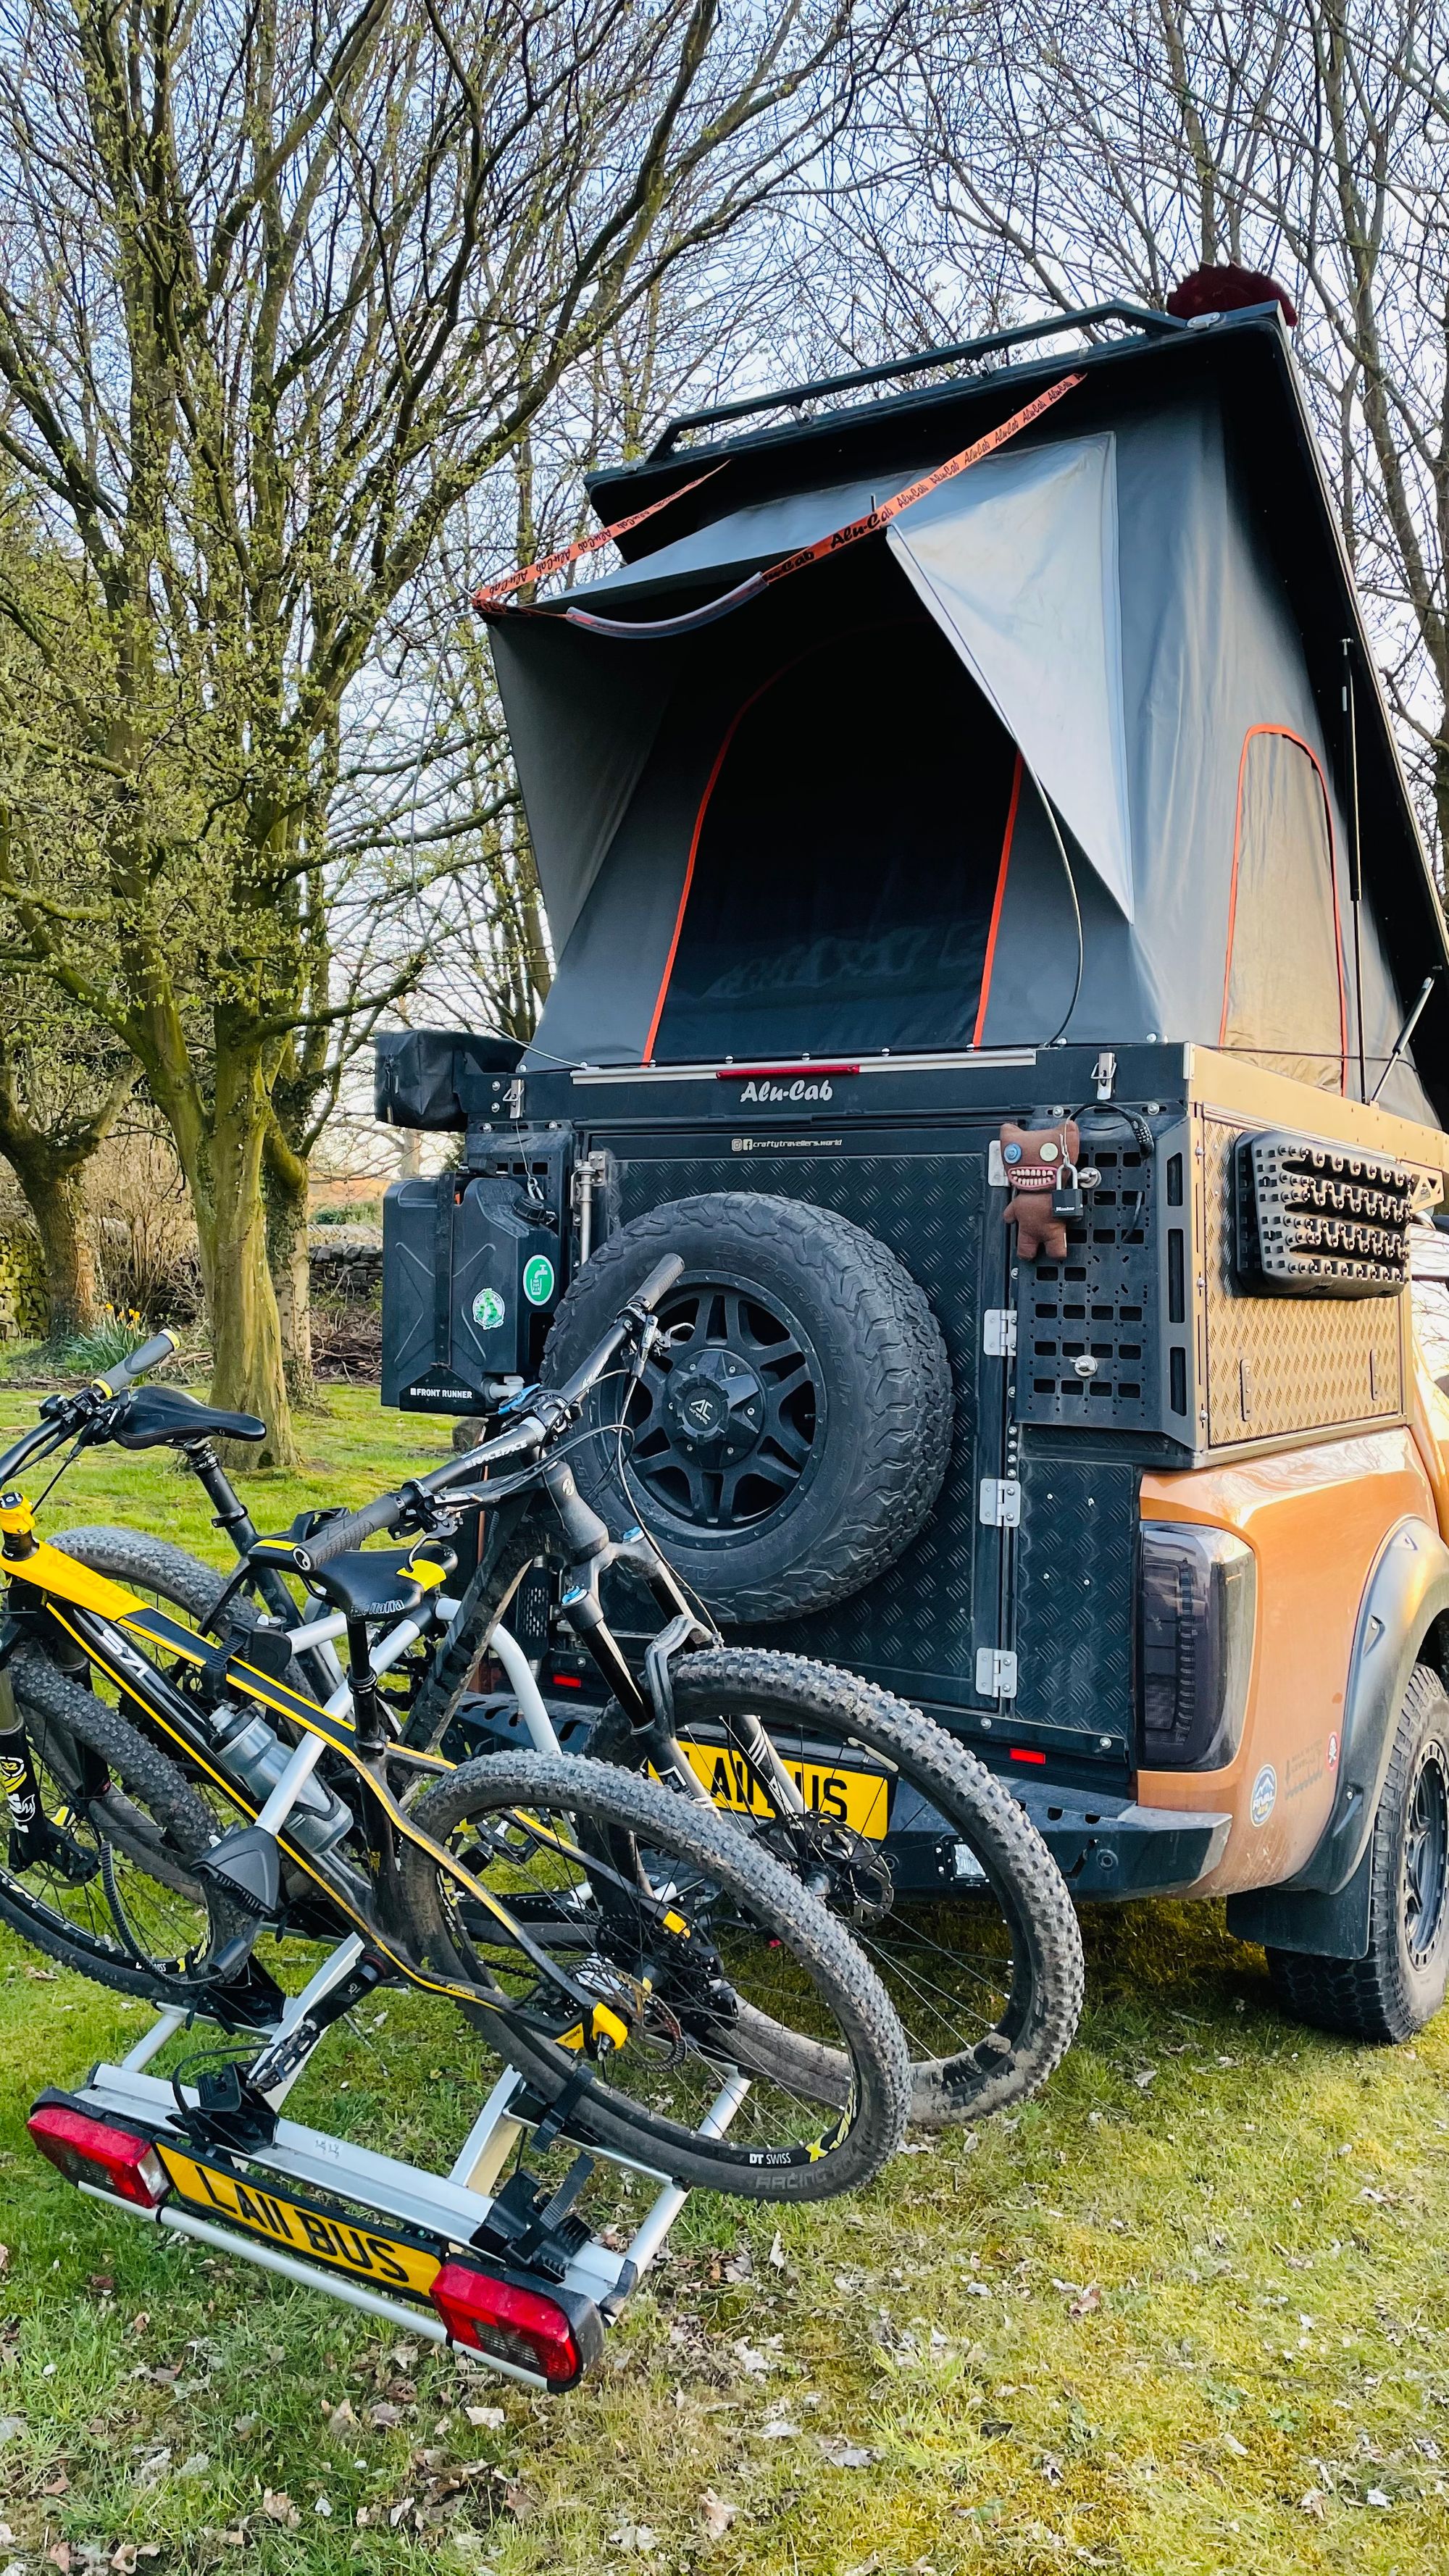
[156,2145,441,2298]
[680,1739,890,1839]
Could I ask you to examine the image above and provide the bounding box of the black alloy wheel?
[625,1275,823,1534]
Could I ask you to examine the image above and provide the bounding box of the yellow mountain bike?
[0,1288,909,2201]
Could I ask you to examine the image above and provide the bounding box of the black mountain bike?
[50,1314,1084,2129]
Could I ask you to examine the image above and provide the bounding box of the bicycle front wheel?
[398,1751,909,2201]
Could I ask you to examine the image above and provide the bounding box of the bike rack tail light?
[28,2095,169,2209]
[429,2259,603,2388]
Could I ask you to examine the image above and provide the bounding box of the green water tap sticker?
[522,1254,556,1307]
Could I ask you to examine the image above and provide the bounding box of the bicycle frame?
[0,1500,667,2046]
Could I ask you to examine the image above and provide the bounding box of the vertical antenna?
[1342,638,1368,1102]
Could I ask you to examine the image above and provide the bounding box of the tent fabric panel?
[1219,727,1346,1092]
[975,787,1154,1050]
[887,432,1135,920]
[565,472,918,605]
[489,616,674,953]
[648,619,1016,1064]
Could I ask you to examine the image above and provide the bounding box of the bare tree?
[0,0,878,1462]
[848,1,1449,856]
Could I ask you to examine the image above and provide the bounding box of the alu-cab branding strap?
[472,467,724,612]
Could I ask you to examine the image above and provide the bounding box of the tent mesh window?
[1219,727,1346,1092]
[649,619,1019,1064]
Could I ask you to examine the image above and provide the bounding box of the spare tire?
[541,1192,953,1623]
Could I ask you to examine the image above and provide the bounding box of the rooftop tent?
[488,307,1448,1126]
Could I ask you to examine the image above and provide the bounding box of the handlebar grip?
[298,1491,404,1568]
[630,1254,685,1313]
[99,1330,178,1394]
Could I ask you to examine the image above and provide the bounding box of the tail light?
[429,2260,602,2388]
[1139,1523,1256,1770]
[28,2097,168,2208]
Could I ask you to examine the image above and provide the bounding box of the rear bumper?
[443,1693,1230,1902]
[1010,1781,1231,1898]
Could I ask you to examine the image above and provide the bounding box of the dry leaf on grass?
[697,2491,738,2539]
[464,2404,506,2430]
[262,2489,301,2528]
[1069,2284,1102,2319]
[817,2437,875,2469]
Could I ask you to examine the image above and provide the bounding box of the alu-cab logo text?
[739,1076,833,1103]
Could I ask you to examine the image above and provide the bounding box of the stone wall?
[0,1221,49,1339]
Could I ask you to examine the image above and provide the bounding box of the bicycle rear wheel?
[398,1751,909,2201]
[592,1649,1085,2125]
[1,1641,241,1999]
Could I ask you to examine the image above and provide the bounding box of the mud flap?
[1226,1846,1373,1961]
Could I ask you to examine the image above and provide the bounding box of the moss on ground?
[0,1389,1445,2572]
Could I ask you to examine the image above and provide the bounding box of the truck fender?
[1227,1514,1449,1960]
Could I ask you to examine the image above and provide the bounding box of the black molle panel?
[1016,1148,1157,1430]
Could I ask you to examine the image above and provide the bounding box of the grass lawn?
[0,1383,1446,2573]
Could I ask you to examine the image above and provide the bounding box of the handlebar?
[0,1327,180,1489]
[92,1331,178,1397]
[297,1253,685,1570]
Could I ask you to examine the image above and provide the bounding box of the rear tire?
[591,1649,1084,2124]
[0,1641,243,1999]
[400,1749,910,2199]
[1266,1663,1449,2043]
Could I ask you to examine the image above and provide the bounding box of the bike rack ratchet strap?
[28,1933,750,2393]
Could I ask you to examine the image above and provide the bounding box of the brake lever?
[629,1313,661,1382]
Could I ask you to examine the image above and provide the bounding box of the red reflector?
[1009,1747,1047,1765]
[550,1673,584,1689]
[430,2261,586,2387]
[716,1062,859,1081]
[28,2102,168,2207]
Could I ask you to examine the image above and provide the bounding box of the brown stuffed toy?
[1000,1118,1081,1262]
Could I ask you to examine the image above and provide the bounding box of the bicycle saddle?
[113,1386,267,1449]
[246,1534,440,1623]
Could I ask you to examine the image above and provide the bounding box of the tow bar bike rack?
[26,1634,748,2394]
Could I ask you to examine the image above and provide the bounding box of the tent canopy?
[488,306,1448,1126]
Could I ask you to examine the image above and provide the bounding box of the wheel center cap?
[666,1349,766,1462]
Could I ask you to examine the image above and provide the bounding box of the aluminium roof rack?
[648,300,1187,459]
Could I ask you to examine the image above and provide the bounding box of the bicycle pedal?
[196,1824,283,1921]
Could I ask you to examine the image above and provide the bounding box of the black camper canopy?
[488,306,1449,1128]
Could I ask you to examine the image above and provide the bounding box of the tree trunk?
[1,1142,102,1336]
[189,1058,298,1471]
[264,1141,316,1408]
[28,1165,102,1337]
[0,1038,124,1338]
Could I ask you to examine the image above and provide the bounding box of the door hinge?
[982,1308,1017,1358]
[979,1476,1022,1527]
[974,1647,1018,1699]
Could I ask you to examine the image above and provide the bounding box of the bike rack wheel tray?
[27,1935,748,2394]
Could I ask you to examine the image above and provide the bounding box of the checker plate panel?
[1202,1118,1406,1444]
